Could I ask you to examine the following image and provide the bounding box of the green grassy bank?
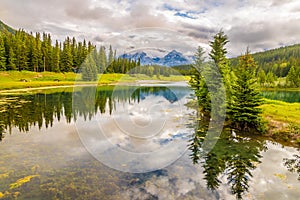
[260,99,300,146]
[0,71,189,91]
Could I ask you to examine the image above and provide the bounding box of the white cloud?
[0,0,300,57]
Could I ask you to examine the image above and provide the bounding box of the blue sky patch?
[174,12,197,19]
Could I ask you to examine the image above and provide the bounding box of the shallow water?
[0,84,299,200]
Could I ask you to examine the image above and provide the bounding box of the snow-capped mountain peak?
[119,50,192,66]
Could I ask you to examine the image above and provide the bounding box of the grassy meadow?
[0,71,189,91]
[260,99,300,145]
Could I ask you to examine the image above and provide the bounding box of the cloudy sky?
[1,0,300,57]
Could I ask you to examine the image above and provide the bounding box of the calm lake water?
[0,83,299,200]
[261,90,300,103]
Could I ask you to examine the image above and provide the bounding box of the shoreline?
[0,71,189,93]
[260,87,300,91]
[0,80,188,94]
[0,79,299,147]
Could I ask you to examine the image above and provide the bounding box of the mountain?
[120,52,154,65]
[120,50,192,66]
[0,20,15,34]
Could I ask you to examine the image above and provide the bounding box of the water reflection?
[0,123,4,141]
[0,85,189,139]
[0,85,195,173]
[188,114,267,199]
[73,85,193,173]
[284,153,300,181]
[261,90,300,103]
[0,85,299,199]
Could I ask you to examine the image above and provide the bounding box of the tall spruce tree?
[81,54,98,81]
[71,37,77,69]
[80,40,88,65]
[189,46,211,113]
[27,35,38,71]
[14,30,28,71]
[257,68,266,86]
[52,40,60,72]
[35,32,43,72]
[0,37,6,71]
[108,45,114,65]
[228,49,263,132]
[7,47,16,70]
[209,31,233,106]
[286,66,299,87]
[99,46,107,73]
[60,37,73,72]
[41,33,51,71]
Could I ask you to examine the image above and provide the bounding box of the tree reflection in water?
[283,153,300,181]
[188,113,267,199]
[0,122,4,141]
[0,85,186,140]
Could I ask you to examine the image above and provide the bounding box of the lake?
[0,83,299,200]
[261,90,300,103]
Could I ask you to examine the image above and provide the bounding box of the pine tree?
[60,37,73,72]
[87,41,93,53]
[27,35,37,71]
[92,47,100,72]
[71,37,77,69]
[257,68,266,86]
[266,71,276,87]
[228,49,263,132]
[108,45,114,66]
[14,30,28,71]
[81,54,98,81]
[99,46,107,73]
[105,45,115,73]
[147,66,154,77]
[209,31,229,69]
[75,39,88,69]
[35,32,43,72]
[286,66,299,87]
[41,33,53,71]
[189,46,211,113]
[52,40,60,72]
[209,31,233,106]
[7,47,16,70]
[0,37,6,71]
[46,34,53,71]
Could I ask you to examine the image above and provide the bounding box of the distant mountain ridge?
[120,50,193,66]
[230,43,300,77]
[0,20,15,34]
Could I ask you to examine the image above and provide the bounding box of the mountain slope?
[230,44,300,77]
[0,20,15,34]
[120,50,192,66]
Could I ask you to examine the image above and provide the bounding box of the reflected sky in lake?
[73,84,193,173]
[0,84,299,200]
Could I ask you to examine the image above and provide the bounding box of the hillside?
[0,20,15,34]
[231,44,300,77]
